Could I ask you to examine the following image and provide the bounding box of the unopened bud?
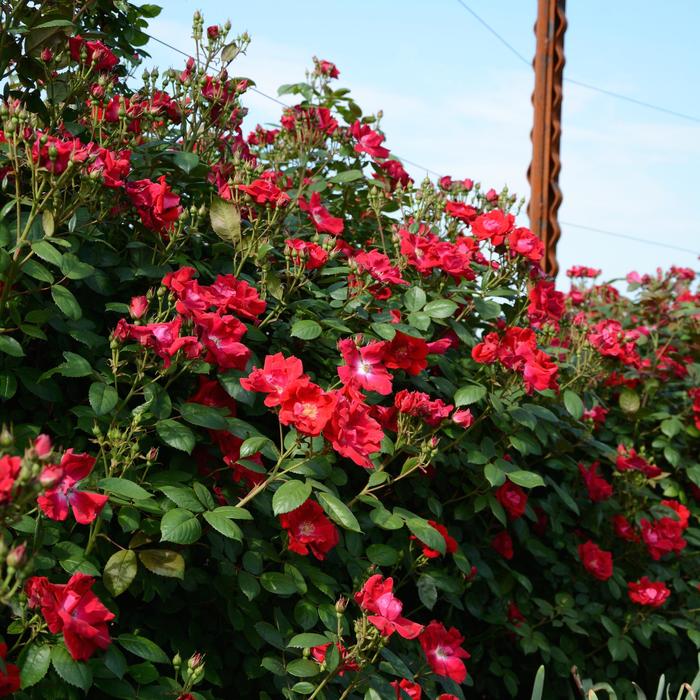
[34,434,52,459]
[335,596,347,614]
[40,48,53,62]
[172,652,182,672]
[0,425,13,447]
[6,542,26,570]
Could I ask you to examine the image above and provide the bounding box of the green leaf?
[290,319,322,340]
[474,298,502,320]
[99,478,151,501]
[158,486,204,512]
[454,384,487,406]
[484,463,506,487]
[51,645,92,692]
[20,643,51,688]
[619,388,640,414]
[424,298,458,319]
[210,196,241,243]
[404,287,427,312]
[156,419,195,453]
[203,511,243,541]
[367,544,399,566]
[508,470,545,489]
[58,351,91,377]
[417,574,438,610]
[260,572,298,595]
[286,658,321,678]
[0,335,24,357]
[179,402,228,430]
[563,390,584,420]
[103,549,138,596]
[117,634,169,664]
[272,480,312,515]
[329,169,363,183]
[317,492,361,532]
[31,240,62,266]
[240,435,276,458]
[138,549,185,579]
[89,382,119,416]
[160,508,201,544]
[51,284,82,320]
[287,633,330,648]
[0,372,17,399]
[406,517,445,555]
[212,505,252,520]
[173,151,199,173]
[23,259,54,283]
[60,254,94,280]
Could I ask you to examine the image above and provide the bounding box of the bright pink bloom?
[315,58,340,78]
[627,577,670,607]
[37,450,107,525]
[337,338,392,395]
[298,192,344,235]
[353,250,407,286]
[114,317,200,367]
[279,499,339,560]
[508,227,544,263]
[26,572,114,660]
[452,408,474,428]
[496,481,528,519]
[354,574,422,639]
[578,540,613,581]
[419,621,470,683]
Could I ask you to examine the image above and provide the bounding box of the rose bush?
[0,3,699,698]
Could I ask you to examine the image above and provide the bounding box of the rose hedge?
[0,4,699,699]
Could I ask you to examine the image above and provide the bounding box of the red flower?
[125,176,182,234]
[0,644,19,696]
[285,238,329,270]
[394,390,453,426]
[470,210,514,245]
[37,450,107,525]
[578,461,613,502]
[612,515,639,542]
[661,499,690,529]
[640,517,686,560]
[353,250,407,286]
[240,353,306,407]
[384,332,429,375]
[315,58,340,78]
[496,481,528,519]
[26,572,115,660]
[31,134,90,175]
[374,159,412,189]
[615,445,661,478]
[350,121,389,159]
[419,620,470,683]
[411,520,458,558]
[583,405,608,428]
[507,601,526,626]
[491,530,513,559]
[114,317,201,367]
[278,378,337,436]
[445,200,477,223]
[578,540,613,581]
[627,577,670,608]
[354,574,422,639]
[452,408,474,428]
[310,642,358,675]
[471,332,500,364]
[129,295,148,319]
[279,499,339,560]
[507,227,544,263]
[391,679,422,699]
[298,192,344,235]
[527,280,565,328]
[0,455,21,504]
[337,338,392,395]
[238,178,290,207]
[323,387,384,468]
[522,349,559,393]
[88,147,131,187]
[194,312,250,370]
[69,35,118,71]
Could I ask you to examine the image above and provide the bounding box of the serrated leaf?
[160,508,201,544]
[31,239,62,266]
[57,351,91,377]
[290,319,322,340]
[89,382,119,416]
[329,169,363,183]
[173,151,199,174]
[158,486,204,512]
[138,549,185,579]
[52,284,82,320]
[454,384,486,406]
[272,480,312,515]
[20,643,51,688]
[404,287,427,312]
[240,435,275,458]
[203,511,243,541]
[317,491,361,532]
[99,478,151,501]
[156,419,195,453]
[117,634,169,664]
[103,549,137,596]
[51,645,92,691]
[210,196,241,243]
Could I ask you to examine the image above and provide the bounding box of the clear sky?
[137,1,700,282]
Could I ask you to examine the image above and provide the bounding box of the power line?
[143,31,698,257]
[560,221,699,256]
[453,0,700,125]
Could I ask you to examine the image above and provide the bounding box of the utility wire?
[143,31,699,257]
[453,0,700,124]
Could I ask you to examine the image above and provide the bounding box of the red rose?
[627,577,670,607]
[411,520,458,558]
[578,540,613,581]
[279,499,339,560]
[612,515,639,542]
[0,455,21,504]
[491,530,514,559]
[337,338,392,395]
[69,35,118,71]
[0,643,20,696]
[298,192,344,235]
[125,176,182,233]
[285,238,329,271]
[419,620,470,683]
[383,331,429,375]
[496,481,528,519]
[278,378,337,436]
[26,572,115,660]
[350,121,389,159]
[241,353,306,407]
[354,574,422,639]
[578,461,613,502]
[470,210,514,245]
[391,679,422,699]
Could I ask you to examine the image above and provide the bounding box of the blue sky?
[138,1,700,282]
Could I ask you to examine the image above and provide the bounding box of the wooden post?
[528,0,567,276]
